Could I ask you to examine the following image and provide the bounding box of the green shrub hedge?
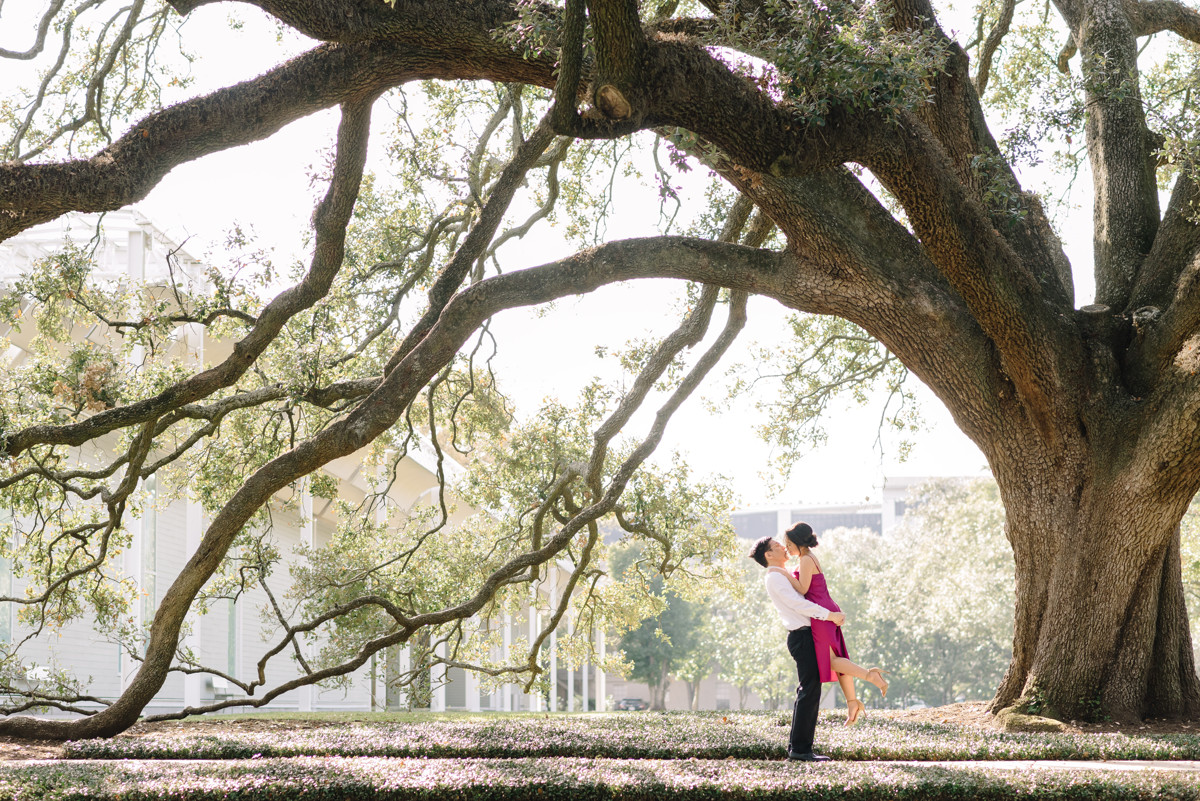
[62,711,1200,762]
[2,756,1197,801]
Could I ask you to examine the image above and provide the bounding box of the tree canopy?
[4,0,1200,736]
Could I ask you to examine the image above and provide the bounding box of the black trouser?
[787,626,820,754]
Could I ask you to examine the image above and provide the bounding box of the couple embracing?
[750,522,889,762]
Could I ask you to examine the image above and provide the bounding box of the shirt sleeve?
[765,571,831,620]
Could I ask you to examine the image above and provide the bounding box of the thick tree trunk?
[991,470,1200,722]
[649,668,669,710]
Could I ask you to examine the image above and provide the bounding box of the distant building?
[880,475,935,535]
[731,475,959,541]
[731,504,880,542]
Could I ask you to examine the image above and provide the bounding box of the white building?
[0,210,616,716]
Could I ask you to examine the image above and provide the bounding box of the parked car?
[616,698,649,711]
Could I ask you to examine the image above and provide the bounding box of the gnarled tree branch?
[1126,0,1200,42]
[1051,0,1160,308]
[974,0,1018,96]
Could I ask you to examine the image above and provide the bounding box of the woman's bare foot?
[845,699,865,725]
[867,668,889,699]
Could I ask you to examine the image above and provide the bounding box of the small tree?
[675,640,715,711]
[616,587,704,710]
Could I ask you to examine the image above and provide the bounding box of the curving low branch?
[0,0,68,59]
[1125,0,1200,42]
[0,215,782,739]
[144,276,747,722]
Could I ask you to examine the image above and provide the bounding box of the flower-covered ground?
[0,708,1197,800]
[1,756,1198,801]
[890,701,1198,736]
[38,706,1200,762]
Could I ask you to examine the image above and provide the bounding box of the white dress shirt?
[763,568,832,630]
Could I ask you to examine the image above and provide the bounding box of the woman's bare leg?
[838,672,856,703]
[838,674,863,724]
[830,655,869,680]
[834,650,864,725]
[831,655,889,694]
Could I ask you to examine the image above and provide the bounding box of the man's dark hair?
[749,536,773,568]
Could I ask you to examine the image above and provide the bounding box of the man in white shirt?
[750,535,846,762]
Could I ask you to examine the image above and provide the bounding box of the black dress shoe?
[787,751,831,762]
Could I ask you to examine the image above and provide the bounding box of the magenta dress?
[797,571,849,683]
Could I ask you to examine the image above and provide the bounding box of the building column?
[776,508,791,536]
[183,494,205,708]
[298,481,315,712]
[463,615,481,712]
[465,634,481,713]
[582,623,590,712]
[528,586,541,712]
[392,645,410,710]
[565,605,574,712]
[503,613,515,711]
[180,317,206,705]
[120,228,147,692]
[371,474,388,713]
[235,594,244,682]
[548,565,558,712]
[431,640,447,712]
[596,629,606,711]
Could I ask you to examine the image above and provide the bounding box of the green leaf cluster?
[733,314,918,486]
[713,0,949,129]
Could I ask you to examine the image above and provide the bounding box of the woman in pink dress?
[770,522,888,725]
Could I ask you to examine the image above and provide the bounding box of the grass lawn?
[60,709,1200,761]
[0,709,1195,800]
[2,755,1199,801]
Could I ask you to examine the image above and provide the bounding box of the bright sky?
[7,3,1106,508]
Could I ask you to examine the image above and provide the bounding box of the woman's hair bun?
[785,521,818,549]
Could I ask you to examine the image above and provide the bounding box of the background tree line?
[623,478,1200,712]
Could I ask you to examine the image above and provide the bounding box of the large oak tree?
[2,0,1200,737]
